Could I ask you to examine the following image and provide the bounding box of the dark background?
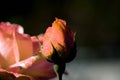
[0,0,120,59]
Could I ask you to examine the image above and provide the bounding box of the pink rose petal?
[0,69,33,80]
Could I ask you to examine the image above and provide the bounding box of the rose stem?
[54,63,65,80]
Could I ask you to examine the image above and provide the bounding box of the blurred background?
[0,0,120,80]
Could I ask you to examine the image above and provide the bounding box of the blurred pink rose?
[0,22,55,80]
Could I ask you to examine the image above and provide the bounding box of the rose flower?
[0,22,55,80]
[39,18,76,80]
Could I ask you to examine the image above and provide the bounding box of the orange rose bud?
[41,18,76,63]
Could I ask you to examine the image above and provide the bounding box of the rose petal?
[7,55,56,79]
[0,69,15,80]
[0,22,33,69]
[13,32,33,61]
[14,76,33,80]
[31,34,44,54]
[8,56,38,72]
[0,69,33,80]
[0,22,24,68]
[23,57,56,79]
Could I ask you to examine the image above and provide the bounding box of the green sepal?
[46,42,77,64]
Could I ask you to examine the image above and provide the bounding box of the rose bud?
[41,18,76,64]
